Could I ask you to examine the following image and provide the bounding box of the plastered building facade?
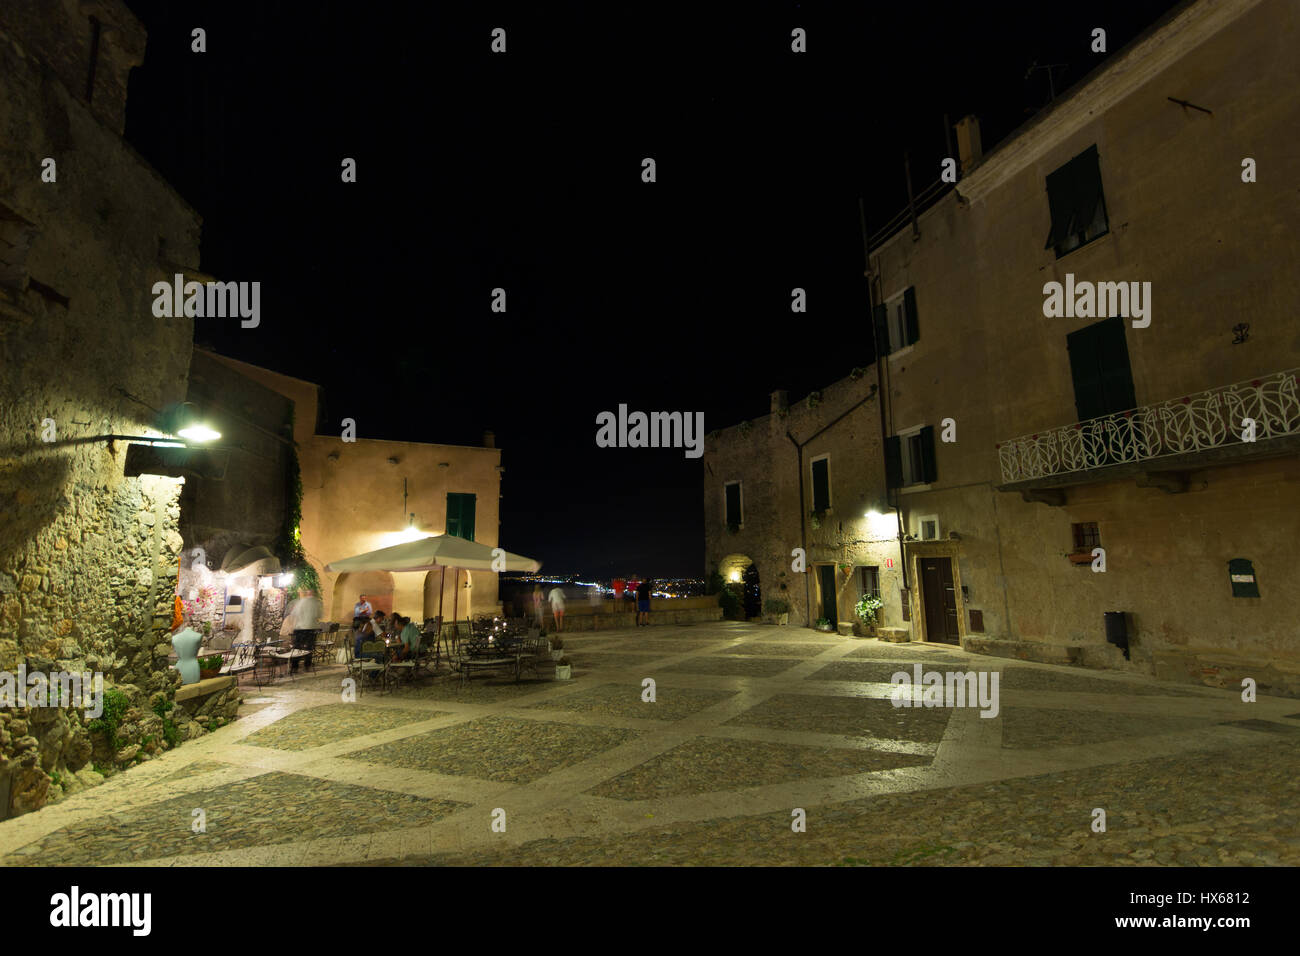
[867,0,1300,691]
[204,354,505,625]
[703,377,906,631]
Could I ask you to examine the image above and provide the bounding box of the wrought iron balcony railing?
[996,369,1300,485]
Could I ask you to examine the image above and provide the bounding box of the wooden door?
[920,557,960,644]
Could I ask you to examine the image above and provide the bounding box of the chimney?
[954,115,983,175]
[482,430,495,448]
[770,390,789,415]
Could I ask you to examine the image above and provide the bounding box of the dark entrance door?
[919,557,960,644]
[817,565,838,627]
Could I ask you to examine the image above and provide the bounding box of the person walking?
[532,585,546,627]
[636,578,652,626]
[283,588,322,674]
[547,584,566,632]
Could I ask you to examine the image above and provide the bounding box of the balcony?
[996,369,1300,496]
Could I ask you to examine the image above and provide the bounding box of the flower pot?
[779,613,789,626]
[551,649,563,661]
[199,668,220,680]
[555,664,572,680]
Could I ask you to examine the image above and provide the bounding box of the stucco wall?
[703,375,905,629]
[867,0,1300,680]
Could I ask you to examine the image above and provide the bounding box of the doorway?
[742,563,762,620]
[817,565,838,627]
[919,557,960,644]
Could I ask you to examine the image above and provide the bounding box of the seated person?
[400,616,422,658]
[355,614,383,658]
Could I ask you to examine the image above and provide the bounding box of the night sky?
[120,0,1184,578]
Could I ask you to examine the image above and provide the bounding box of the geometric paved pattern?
[1,621,1297,866]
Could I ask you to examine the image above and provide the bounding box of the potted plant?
[555,656,572,680]
[763,598,791,626]
[198,654,224,680]
[550,636,564,661]
[815,617,833,633]
[855,594,883,636]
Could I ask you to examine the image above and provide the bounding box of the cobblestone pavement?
[1,621,1296,867]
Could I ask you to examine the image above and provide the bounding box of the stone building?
[865,0,1300,690]
[172,349,296,645]
[202,353,506,625]
[0,1,205,816]
[702,376,905,631]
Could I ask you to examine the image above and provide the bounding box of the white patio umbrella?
[325,535,542,629]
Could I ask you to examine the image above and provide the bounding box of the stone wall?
[702,376,906,629]
[0,4,206,817]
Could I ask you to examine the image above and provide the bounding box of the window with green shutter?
[446,493,476,541]
[1045,145,1109,258]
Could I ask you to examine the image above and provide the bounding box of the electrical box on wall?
[1228,558,1260,598]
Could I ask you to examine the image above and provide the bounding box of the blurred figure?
[532,585,546,627]
[612,576,626,603]
[548,584,566,631]
[637,578,652,626]
[588,583,603,610]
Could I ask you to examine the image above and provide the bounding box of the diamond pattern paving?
[343,715,641,784]
[726,693,953,742]
[586,736,932,801]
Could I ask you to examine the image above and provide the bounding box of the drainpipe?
[786,391,877,629]
[785,431,810,626]
[860,197,909,593]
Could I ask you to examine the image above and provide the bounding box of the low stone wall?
[550,604,722,632]
[173,675,242,733]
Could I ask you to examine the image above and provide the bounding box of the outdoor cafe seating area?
[192,615,551,694]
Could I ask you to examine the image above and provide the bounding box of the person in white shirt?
[547,586,566,631]
[282,589,323,673]
[353,595,374,622]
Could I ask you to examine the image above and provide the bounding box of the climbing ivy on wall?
[276,411,321,601]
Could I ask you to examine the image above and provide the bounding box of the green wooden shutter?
[873,303,891,358]
[903,287,920,346]
[1097,317,1136,415]
[811,459,830,512]
[1067,323,1106,422]
[919,425,937,483]
[446,493,477,541]
[884,435,902,488]
[1068,317,1134,421]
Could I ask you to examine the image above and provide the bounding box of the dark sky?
[121,0,1184,578]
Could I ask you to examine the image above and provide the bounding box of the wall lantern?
[174,402,221,442]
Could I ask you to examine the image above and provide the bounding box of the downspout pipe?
[786,391,876,629]
[785,430,810,626]
[860,197,909,592]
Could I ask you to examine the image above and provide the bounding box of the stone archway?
[332,570,394,621]
[717,553,756,621]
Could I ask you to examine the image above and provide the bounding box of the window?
[811,456,831,512]
[724,481,742,529]
[885,426,936,488]
[446,493,476,541]
[1045,145,1109,258]
[1072,522,1100,553]
[918,515,940,541]
[872,286,919,357]
[861,566,880,600]
[1067,316,1136,422]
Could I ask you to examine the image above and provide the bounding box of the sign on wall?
[1228,558,1260,598]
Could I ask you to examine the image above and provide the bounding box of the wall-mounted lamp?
[172,402,221,442]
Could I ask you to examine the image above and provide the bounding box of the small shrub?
[549,637,564,650]
[556,657,571,667]
[763,598,790,616]
[88,688,131,750]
